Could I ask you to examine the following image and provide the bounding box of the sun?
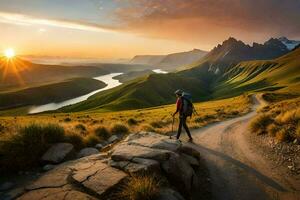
[4,48,16,59]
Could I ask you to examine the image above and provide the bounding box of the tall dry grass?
[250,96,300,142]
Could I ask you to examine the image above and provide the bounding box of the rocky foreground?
[1,132,211,200]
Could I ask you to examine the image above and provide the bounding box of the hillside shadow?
[189,143,287,192]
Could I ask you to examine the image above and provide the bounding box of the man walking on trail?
[172,89,193,141]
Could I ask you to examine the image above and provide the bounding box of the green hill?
[60,38,299,113]
[61,73,211,112]
[0,78,106,110]
[212,46,300,98]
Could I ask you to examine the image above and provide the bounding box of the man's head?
[174,89,183,97]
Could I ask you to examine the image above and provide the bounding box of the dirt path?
[185,95,300,200]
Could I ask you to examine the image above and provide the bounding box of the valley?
[0,36,299,200]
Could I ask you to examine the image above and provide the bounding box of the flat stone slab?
[17,187,97,200]
[81,166,127,196]
[112,144,171,162]
[127,133,181,152]
[26,166,71,190]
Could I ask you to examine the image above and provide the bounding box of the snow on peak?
[278,37,300,50]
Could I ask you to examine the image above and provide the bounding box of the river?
[28,73,123,114]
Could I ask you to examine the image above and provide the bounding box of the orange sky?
[0,0,299,59]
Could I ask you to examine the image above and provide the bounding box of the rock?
[0,182,14,191]
[80,165,127,196]
[1,187,25,200]
[17,186,97,200]
[41,143,74,164]
[109,160,130,170]
[162,153,197,195]
[128,133,181,152]
[107,135,119,143]
[132,158,160,172]
[95,143,103,150]
[111,143,171,162]
[77,148,99,158]
[43,164,55,171]
[179,143,200,159]
[156,188,185,200]
[293,139,298,144]
[26,166,71,190]
[180,153,199,166]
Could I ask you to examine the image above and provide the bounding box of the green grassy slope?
[212,46,300,98]
[0,78,106,109]
[61,73,211,112]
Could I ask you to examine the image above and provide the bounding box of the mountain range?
[60,37,300,112]
[130,49,208,69]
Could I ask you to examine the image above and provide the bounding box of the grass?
[0,123,66,172]
[119,175,160,200]
[0,95,252,172]
[249,96,300,142]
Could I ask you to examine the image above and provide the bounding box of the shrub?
[0,123,65,172]
[0,124,4,132]
[65,133,84,149]
[64,117,72,122]
[119,175,160,200]
[249,114,273,135]
[111,123,129,134]
[149,121,163,128]
[276,109,300,125]
[84,135,100,147]
[95,126,111,140]
[127,118,138,126]
[275,129,289,142]
[266,124,279,136]
[75,124,86,131]
[141,125,155,132]
[296,122,300,139]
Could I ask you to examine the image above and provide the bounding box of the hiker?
[172,89,193,141]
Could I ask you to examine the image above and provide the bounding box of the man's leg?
[176,116,183,139]
[182,116,192,139]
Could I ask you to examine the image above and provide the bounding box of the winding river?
[29,73,123,114]
[28,69,169,114]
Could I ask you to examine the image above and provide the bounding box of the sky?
[0,0,299,59]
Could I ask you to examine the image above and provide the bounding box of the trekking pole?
[169,114,175,139]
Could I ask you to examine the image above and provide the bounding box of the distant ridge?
[60,36,299,112]
[130,49,208,69]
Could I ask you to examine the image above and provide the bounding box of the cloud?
[113,0,300,45]
[0,11,115,33]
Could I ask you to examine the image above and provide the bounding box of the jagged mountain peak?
[278,36,300,50]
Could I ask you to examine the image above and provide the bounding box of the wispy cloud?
[112,0,300,45]
[0,11,114,32]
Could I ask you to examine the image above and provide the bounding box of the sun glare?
[4,48,15,59]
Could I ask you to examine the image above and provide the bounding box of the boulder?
[77,148,99,158]
[107,135,119,143]
[0,182,14,191]
[156,188,185,200]
[162,153,197,195]
[95,143,103,150]
[111,144,171,162]
[180,153,199,166]
[41,143,74,164]
[43,164,55,171]
[128,133,181,151]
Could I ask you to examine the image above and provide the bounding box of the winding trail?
[185,95,300,200]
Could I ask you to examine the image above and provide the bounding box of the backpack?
[181,92,194,117]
